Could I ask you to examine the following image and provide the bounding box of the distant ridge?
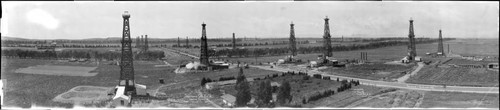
[1,36,178,41]
[1,36,31,41]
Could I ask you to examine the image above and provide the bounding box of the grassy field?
[1,58,172,108]
[305,86,394,107]
[406,65,499,87]
[420,91,499,108]
[320,63,415,81]
[349,90,423,108]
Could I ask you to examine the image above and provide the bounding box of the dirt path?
[197,89,221,108]
[414,91,425,108]
[397,62,424,83]
[344,90,399,108]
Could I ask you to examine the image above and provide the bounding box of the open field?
[347,90,423,108]
[15,65,98,77]
[320,63,415,81]
[1,58,171,108]
[304,85,393,107]
[162,49,197,65]
[53,86,113,105]
[406,65,499,87]
[347,90,500,108]
[420,91,499,108]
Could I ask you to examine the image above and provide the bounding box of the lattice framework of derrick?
[200,23,210,66]
[438,29,445,56]
[177,37,181,47]
[407,18,417,61]
[119,11,136,94]
[322,16,333,61]
[186,36,189,48]
[289,22,297,56]
[232,33,236,49]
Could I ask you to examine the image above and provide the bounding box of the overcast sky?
[1,1,498,39]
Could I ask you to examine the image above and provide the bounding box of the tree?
[255,80,273,107]
[201,77,207,86]
[235,68,251,107]
[236,68,245,84]
[276,81,292,105]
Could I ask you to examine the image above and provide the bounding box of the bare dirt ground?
[53,86,113,105]
[420,91,499,108]
[346,90,423,108]
[15,65,98,76]
[305,85,393,107]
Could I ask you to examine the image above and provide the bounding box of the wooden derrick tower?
[408,18,417,61]
[200,23,210,66]
[289,21,297,56]
[438,29,445,56]
[119,11,136,94]
[322,16,333,62]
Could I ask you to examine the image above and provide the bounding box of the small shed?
[488,63,499,69]
[221,94,236,107]
[310,61,318,67]
[112,86,131,107]
[415,56,422,62]
[270,82,281,87]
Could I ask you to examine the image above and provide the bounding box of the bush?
[302,76,310,80]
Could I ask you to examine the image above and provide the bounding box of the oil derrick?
[407,18,417,61]
[144,35,149,51]
[289,21,297,56]
[437,29,445,56]
[186,36,189,48]
[323,16,333,60]
[119,11,136,94]
[136,36,140,48]
[360,52,367,63]
[177,37,181,47]
[232,33,236,49]
[140,35,144,51]
[200,23,210,66]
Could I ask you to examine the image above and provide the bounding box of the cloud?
[26,9,60,30]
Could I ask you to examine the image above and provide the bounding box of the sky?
[1,1,498,39]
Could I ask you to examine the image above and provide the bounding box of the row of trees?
[302,79,360,104]
[232,68,293,107]
[1,49,165,61]
[200,76,237,86]
[172,40,310,49]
